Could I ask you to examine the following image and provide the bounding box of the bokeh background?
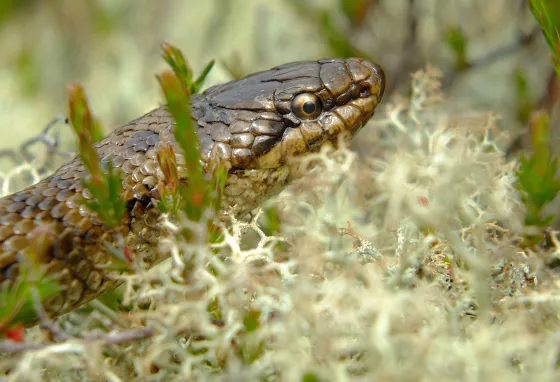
[2,2,560,380]
[0,0,554,174]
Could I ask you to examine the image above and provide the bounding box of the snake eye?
[292,93,323,120]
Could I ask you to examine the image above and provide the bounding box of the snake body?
[0,58,385,320]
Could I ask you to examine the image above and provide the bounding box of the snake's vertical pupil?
[303,101,316,114]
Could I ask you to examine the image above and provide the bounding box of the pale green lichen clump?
[2,66,560,381]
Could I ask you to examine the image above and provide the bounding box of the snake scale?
[0,58,385,322]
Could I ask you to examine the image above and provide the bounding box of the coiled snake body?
[0,58,385,321]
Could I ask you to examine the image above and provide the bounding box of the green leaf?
[243,309,260,333]
[161,42,193,92]
[0,228,63,330]
[513,69,534,124]
[302,373,320,382]
[67,84,125,229]
[515,110,560,245]
[445,27,469,70]
[82,163,125,228]
[529,0,560,77]
[192,59,215,94]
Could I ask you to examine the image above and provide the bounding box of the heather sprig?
[67,84,125,228]
[529,0,560,76]
[157,43,225,230]
[516,112,560,242]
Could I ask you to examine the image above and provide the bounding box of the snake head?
[192,58,385,170]
[190,58,385,215]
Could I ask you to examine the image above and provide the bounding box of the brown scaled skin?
[0,58,385,321]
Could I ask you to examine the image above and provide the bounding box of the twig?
[31,287,70,342]
[0,115,74,178]
[442,25,541,89]
[88,299,129,328]
[339,221,381,259]
[20,115,74,164]
[0,327,154,354]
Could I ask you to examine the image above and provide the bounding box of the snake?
[0,58,385,322]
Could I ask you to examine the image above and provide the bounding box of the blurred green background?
[0,0,553,169]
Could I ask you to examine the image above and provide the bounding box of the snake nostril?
[359,84,371,97]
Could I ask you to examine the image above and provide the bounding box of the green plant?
[445,27,469,71]
[67,84,125,229]
[156,42,225,227]
[0,227,62,334]
[529,0,560,76]
[515,112,560,244]
[513,1,560,246]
